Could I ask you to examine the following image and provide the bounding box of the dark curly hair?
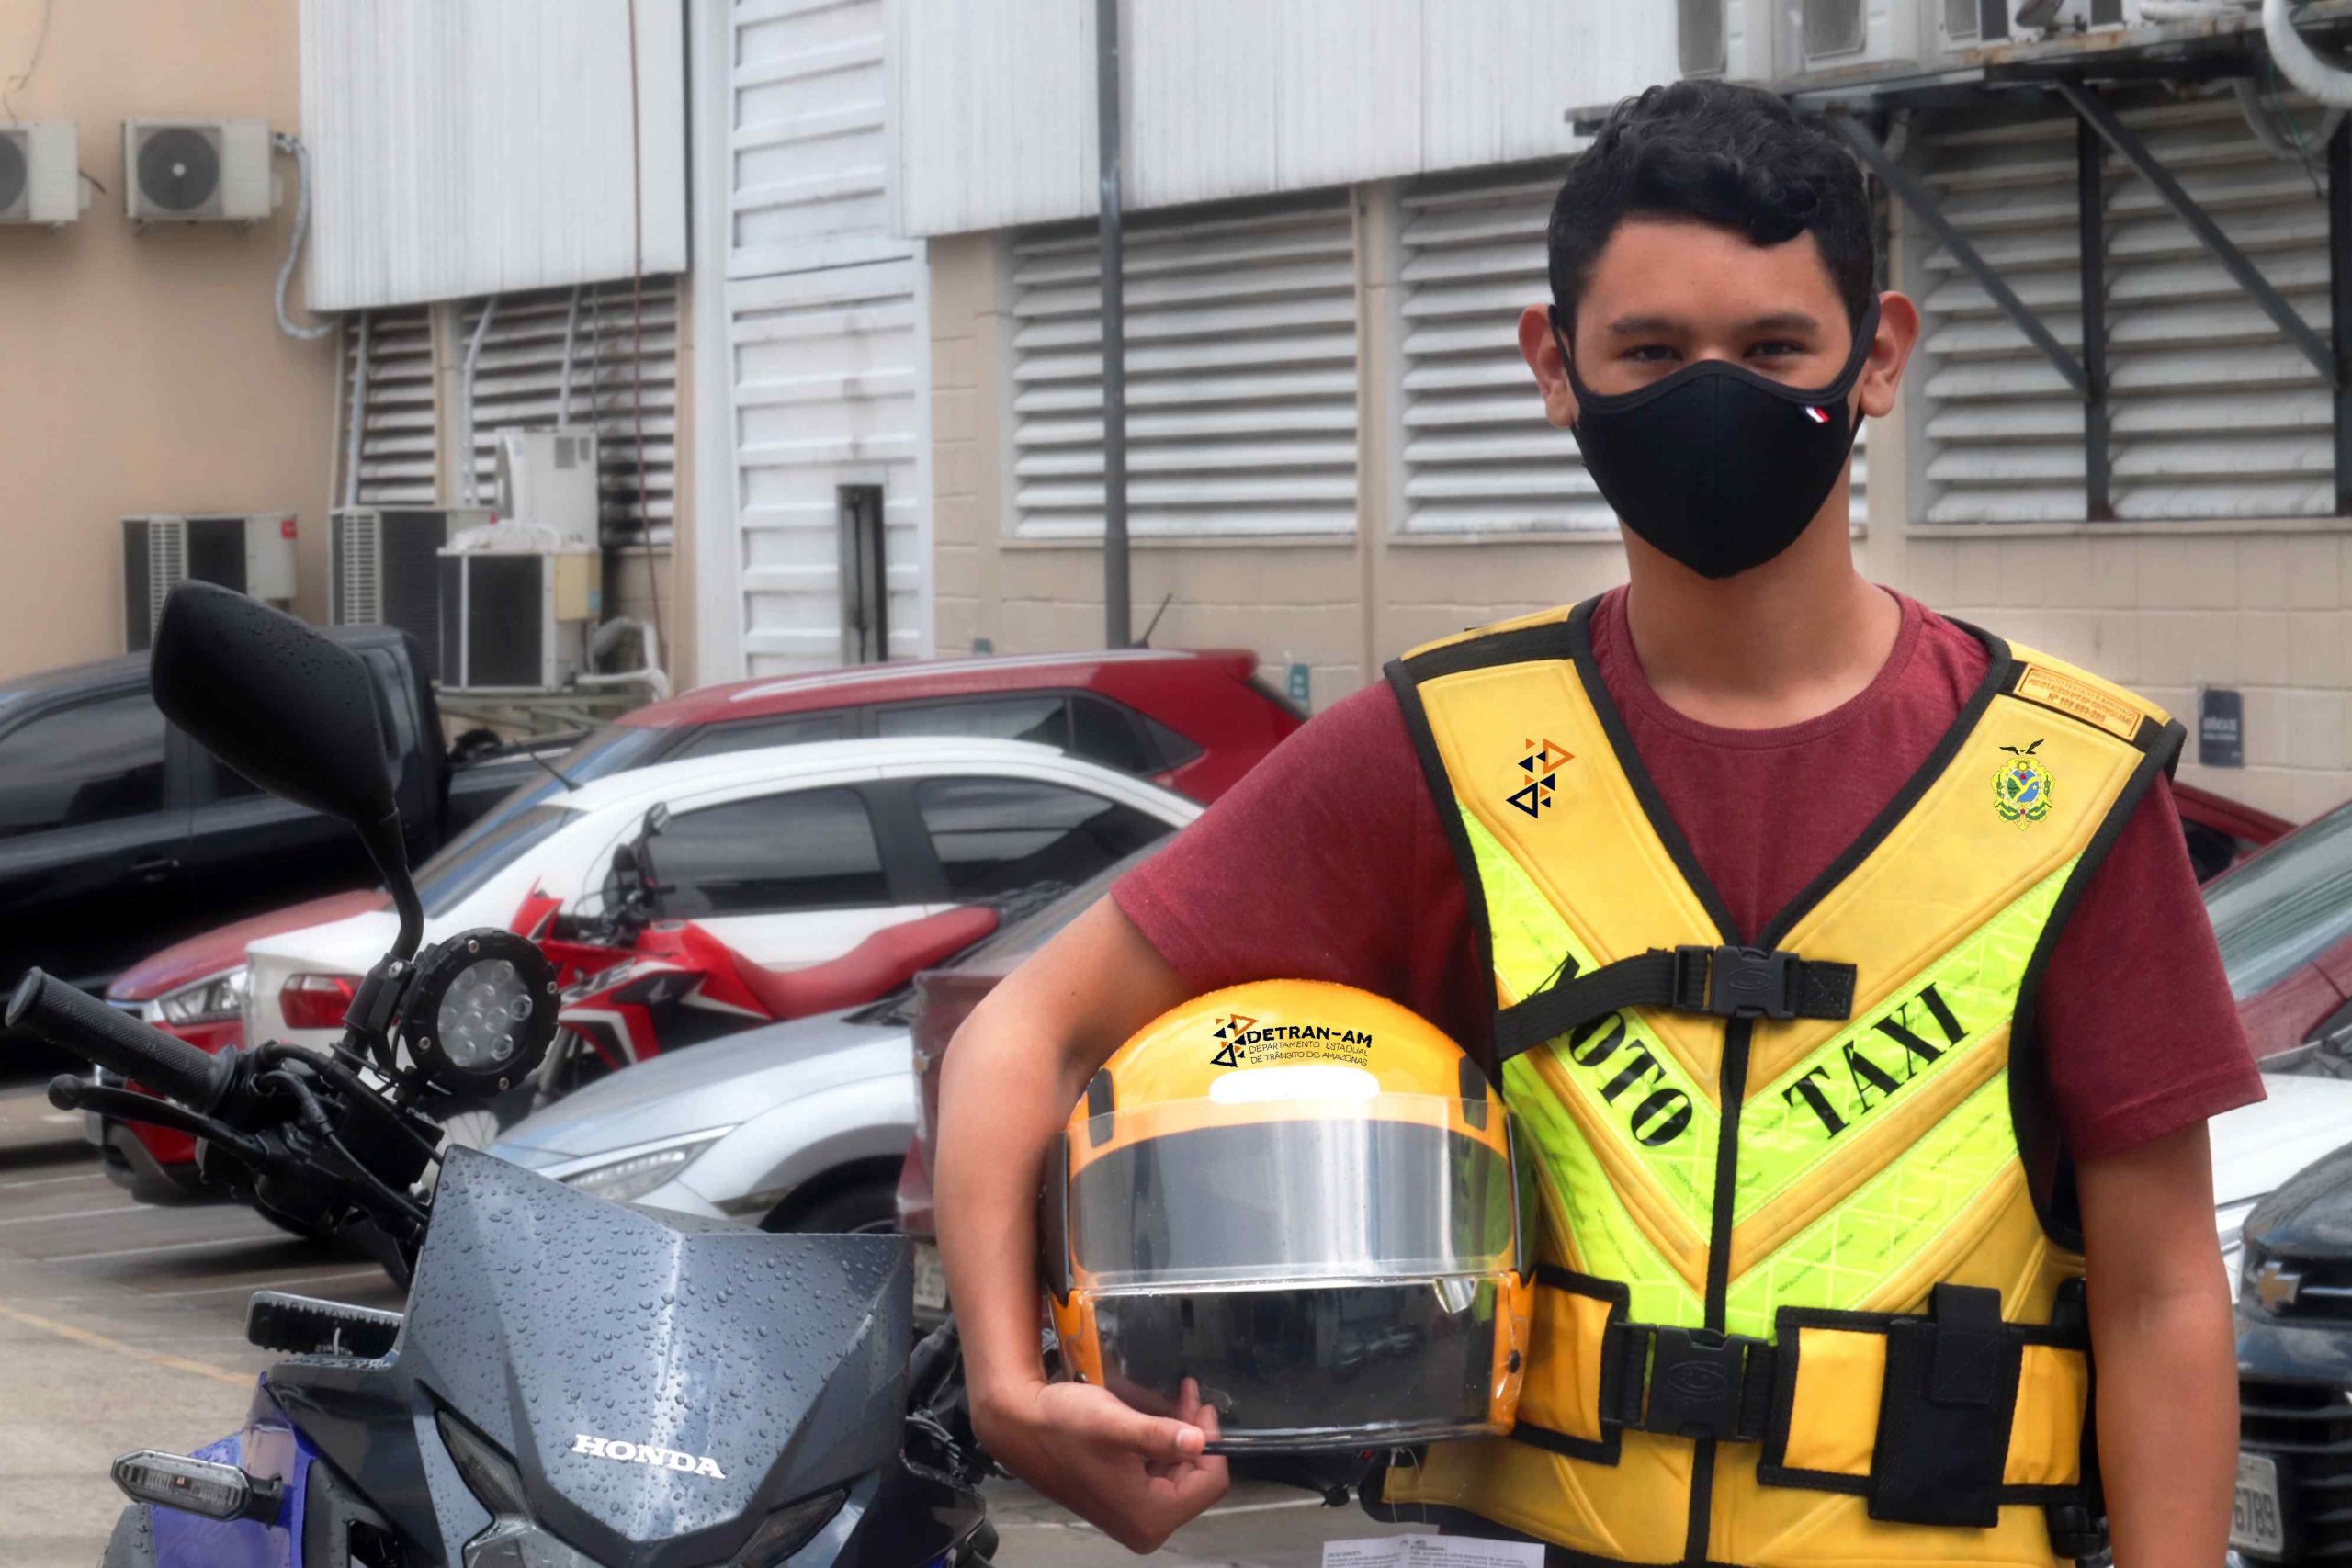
[1548,80,1875,334]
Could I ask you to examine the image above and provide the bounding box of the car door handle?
[130,856,181,883]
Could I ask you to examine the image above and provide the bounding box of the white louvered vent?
[460,278,681,544]
[1396,166,1869,535]
[1914,91,2335,524]
[345,308,437,507]
[1008,192,1359,538]
[338,511,380,625]
[147,518,186,633]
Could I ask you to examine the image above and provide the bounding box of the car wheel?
[759,1175,899,1235]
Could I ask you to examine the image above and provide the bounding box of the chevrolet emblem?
[2253,1259,2305,1312]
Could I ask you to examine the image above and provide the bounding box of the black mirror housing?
[151,583,422,957]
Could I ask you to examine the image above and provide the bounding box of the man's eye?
[1625,344,1679,365]
[1749,340,1804,359]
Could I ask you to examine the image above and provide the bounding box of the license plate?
[2233,1451,2287,1558]
[911,1241,948,1314]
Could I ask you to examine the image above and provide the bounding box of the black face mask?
[1552,298,1880,579]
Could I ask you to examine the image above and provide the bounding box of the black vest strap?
[1496,944,1857,1063]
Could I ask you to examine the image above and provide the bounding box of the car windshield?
[2205,799,2352,1000]
[413,805,575,917]
[426,723,667,872]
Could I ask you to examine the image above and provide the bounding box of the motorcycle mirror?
[150,584,424,956]
[395,930,560,1095]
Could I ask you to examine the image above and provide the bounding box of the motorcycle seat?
[729,905,1001,1020]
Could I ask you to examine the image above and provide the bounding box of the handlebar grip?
[6,969,234,1115]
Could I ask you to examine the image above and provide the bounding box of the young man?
[936,81,2257,1565]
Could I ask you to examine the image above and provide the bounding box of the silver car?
[488,991,920,1234]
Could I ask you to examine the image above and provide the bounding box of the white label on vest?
[1323,1539,1544,1568]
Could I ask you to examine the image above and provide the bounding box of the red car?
[96,649,1301,1197]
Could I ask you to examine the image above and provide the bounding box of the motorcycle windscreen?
[1064,1096,1519,1290]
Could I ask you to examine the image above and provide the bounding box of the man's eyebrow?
[1603,313,1681,337]
[1742,310,1823,335]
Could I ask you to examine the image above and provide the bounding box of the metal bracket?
[2056,81,2339,386]
[1824,109,2092,399]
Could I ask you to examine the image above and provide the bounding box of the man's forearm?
[2092,1277,2236,1568]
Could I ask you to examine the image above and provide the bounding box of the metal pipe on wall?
[1096,0,1130,649]
[343,310,371,511]
[459,296,500,506]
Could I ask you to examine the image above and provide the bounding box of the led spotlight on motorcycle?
[396,930,559,1093]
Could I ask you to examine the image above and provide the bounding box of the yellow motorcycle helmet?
[1042,980,1536,1452]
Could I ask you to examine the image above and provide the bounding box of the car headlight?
[557,1132,731,1205]
[157,968,249,1027]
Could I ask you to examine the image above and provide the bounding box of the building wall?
[930,171,2352,823]
[0,0,338,682]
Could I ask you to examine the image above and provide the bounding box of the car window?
[0,692,169,840]
[415,805,573,917]
[670,711,851,759]
[914,777,1172,899]
[877,695,1069,750]
[426,723,670,869]
[1068,695,1154,774]
[2206,801,2352,999]
[655,787,888,917]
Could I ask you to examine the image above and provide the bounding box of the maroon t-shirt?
[1115,589,2262,1159]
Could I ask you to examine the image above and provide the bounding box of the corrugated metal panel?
[1396,165,1866,535]
[459,280,681,544]
[1008,193,1359,538]
[1916,91,2333,523]
[730,258,926,674]
[729,0,905,277]
[346,308,438,507]
[300,0,689,311]
[893,0,1657,238]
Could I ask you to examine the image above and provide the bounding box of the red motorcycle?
[506,810,999,1105]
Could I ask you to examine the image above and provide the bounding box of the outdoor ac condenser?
[435,546,601,692]
[492,430,601,548]
[330,507,495,682]
[0,123,83,224]
[122,120,275,223]
[122,513,298,652]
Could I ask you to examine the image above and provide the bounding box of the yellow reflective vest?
[1371,599,2181,1568]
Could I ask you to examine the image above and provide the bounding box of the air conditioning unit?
[435,545,602,692]
[1679,0,1781,80]
[492,430,601,548]
[1796,0,1922,72]
[122,513,298,652]
[2009,0,2132,35]
[0,122,83,224]
[122,120,275,223]
[330,507,495,682]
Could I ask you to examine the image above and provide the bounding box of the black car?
[2233,1145,2352,1563]
[0,628,553,995]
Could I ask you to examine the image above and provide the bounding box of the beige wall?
[931,183,2350,823]
[0,0,339,682]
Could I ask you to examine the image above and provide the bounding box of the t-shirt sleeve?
[2037,773,2264,1160]
[1112,681,1487,1043]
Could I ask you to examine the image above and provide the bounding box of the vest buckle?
[1625,1325,1773,1442]
[1676,945,1798,1021]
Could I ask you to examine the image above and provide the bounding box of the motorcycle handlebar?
[7,969,236,1116]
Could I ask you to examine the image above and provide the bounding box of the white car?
[243,737,1200,1052]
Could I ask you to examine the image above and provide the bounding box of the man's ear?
[1856,290,1921,421]
[1519,303,1578,431]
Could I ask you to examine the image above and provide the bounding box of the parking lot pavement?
[0,1097,1425,1566]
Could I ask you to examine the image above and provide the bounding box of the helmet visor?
[1067,1095,1520,1290]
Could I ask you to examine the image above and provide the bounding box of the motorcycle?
[16,583,994,1566]
[511,817,999,1103]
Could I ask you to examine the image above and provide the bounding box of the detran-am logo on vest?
[1509,737,1574,818]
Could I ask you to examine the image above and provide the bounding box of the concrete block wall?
[1905,529,2352,821]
